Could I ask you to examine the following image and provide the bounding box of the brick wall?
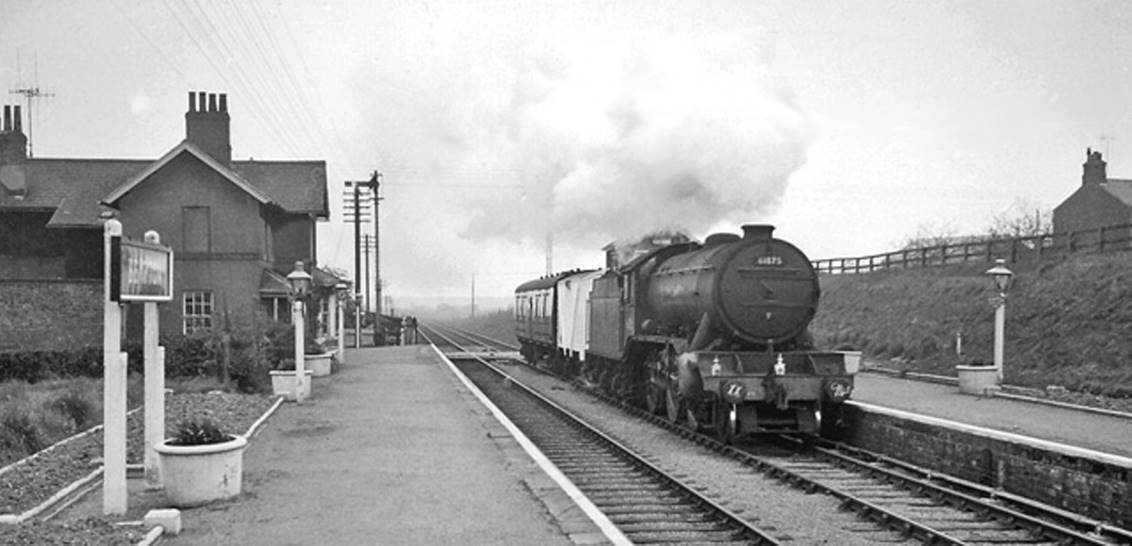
[0,279,101,351]
[841,405,1131,527]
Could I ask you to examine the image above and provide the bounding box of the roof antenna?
[1099,134,1116,161]
[10,50,54,158]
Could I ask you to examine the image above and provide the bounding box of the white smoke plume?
[464,30,817,250]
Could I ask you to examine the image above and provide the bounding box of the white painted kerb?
[850,400,1132,469]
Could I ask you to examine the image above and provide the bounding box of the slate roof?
[0,158,150,226]
[0,143,328,228]
[1100,178,1132,207]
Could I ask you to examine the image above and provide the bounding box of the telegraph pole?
[343,179,374,318]
[363,234,371,316]
[368,171,383,318]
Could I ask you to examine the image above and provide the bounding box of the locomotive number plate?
[756,255,783,266]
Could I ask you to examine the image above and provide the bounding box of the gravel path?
[491,360,914,544]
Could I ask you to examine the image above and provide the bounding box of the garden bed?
[0,392,277,544]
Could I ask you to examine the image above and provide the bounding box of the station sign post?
[103,222,173,515]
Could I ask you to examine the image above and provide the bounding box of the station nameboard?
[110,237,174,302]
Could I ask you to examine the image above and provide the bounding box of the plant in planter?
[304,336,334,377]
[154,418,248,507]
[268,358,313,400]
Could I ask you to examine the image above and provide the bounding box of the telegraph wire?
[160,0,299,157]
[181,0,305,156]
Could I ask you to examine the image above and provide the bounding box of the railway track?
[604,383,1123,545]
[421,323,780,545]
[424,323,1129,544]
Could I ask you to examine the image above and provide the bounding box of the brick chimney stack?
[0,105,28,165]
[1083,147,1107,185]
[185,91,231,165]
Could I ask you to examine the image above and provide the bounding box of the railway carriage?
[516,224,859,440]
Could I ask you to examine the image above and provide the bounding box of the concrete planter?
[956,365,999,395]
[155,434,247,507]
[270,369,313,401]
[306,352,333,377]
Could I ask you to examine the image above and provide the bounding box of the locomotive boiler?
[515,224,858,441]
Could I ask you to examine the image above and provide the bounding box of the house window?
[183,291,214,333]
[183,206,211,253]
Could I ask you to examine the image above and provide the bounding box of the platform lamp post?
[287,261,312,402]
[335,282,349,359]
[985,258,1014,384]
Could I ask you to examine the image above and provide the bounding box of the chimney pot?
[219,93,227,113]
[2,105,9,132]
[208,93,217,112]
[741,224,775,241]
[188,91,195,112]
[13,105,20,133]
[197,92,207,112]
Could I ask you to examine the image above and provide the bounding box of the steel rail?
[579,382,1117,545]
[816,440,1130,545]
[423,324,780,545]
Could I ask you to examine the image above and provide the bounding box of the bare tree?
[898,220,962,250]
[985,197,1052,239]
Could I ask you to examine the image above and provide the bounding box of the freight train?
[515,224,859,441]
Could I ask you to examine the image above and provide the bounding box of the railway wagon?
[516,224,858,440]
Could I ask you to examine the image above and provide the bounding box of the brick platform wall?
[0,279,102,351]
[841,405,1132,527]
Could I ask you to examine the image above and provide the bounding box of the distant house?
[0,92,335,350]
[1053,148,1132,234]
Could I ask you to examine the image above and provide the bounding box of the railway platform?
[159,345,606,545]
[852,371,1132,460]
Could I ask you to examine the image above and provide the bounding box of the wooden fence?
[811,223,1132,275]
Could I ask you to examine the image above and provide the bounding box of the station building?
[0,92,335,350]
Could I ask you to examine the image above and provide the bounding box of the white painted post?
[102,219,127,515]
[337,295,345,359]
[327,291,338,344]
[993,298,1005,383]
[143,302,164,488]
[293,299,307,402]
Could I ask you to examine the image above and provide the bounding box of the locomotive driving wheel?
[645,383,664,415]
[665,383,683,424]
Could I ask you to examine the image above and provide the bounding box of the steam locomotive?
[515,224,858,441]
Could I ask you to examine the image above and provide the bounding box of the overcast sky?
[3,1,1130,308]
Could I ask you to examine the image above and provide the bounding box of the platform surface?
[164,345,583,545]
[853,372,1132,460]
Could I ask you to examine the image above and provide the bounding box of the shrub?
[168,418,230,446]
[51,389,97,430]
[0,409,43,454]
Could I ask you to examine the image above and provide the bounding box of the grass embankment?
[0,374,234,469]
[812,252,1132,397]
[0,376,143,468]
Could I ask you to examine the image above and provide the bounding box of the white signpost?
[103,220,173,515]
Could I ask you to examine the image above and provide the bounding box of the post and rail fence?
[812,223,1132,275]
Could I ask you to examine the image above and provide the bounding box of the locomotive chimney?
[741,224,775,241]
